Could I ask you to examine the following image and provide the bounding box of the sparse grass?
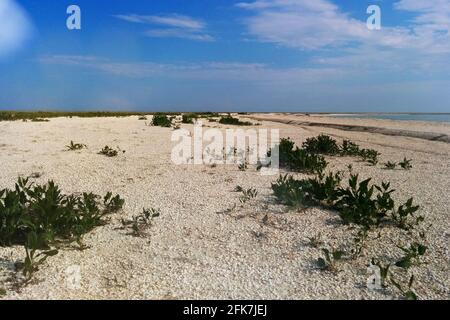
[66,141,87,151]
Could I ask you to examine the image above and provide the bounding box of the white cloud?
[236,0,450,53]
[114,14,205,30]
[114,13,213,42]
[38,54,345,84]
[0,0,33,59]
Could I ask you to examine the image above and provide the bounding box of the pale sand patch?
[0,115,449,299]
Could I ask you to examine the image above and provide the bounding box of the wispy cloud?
[0,0,33,59]
[236,0,450,53]
[114,13,214,42]
[37,54,344,84]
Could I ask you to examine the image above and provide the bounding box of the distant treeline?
[0,111,183,121]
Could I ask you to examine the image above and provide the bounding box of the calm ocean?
[330,113,450,123]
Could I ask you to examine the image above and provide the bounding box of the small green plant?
[239,188,258,203]
[138,116,148,120]
[152,114,172,127]
[22,232,58,280]
[384,161,397,170]
[340,140,361,156]
[302,134,339,155]
[352,227,369,258]
[103,192,125,213]
[66,141,87,151]
[317,247,345,272]
[307,233,324,248]
[272,175,313,208]
[98,146,119,157]
[0,287,6,296]
[234,185,243,192]
[395,243,427,269]
[360,149,380,166]
[391,275,418,300]
[122,208,160,237]
[392,198,421,229]
[336,175,384,227]
[399,158,412,170]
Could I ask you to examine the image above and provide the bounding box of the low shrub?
[182,114,195,124]
[302,134,340,155]
[0,178,124,280]
[0,178,124,247]
[98,146,120,157]
[272,173,421,230]
[274,138,328,174]
[152,114,172,127]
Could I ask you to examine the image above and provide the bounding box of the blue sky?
[0,0,449,112]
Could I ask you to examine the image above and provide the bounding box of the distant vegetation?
[0,111,180,122]
[219,115,252,126]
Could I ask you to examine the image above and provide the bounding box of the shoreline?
[247,114,450,143]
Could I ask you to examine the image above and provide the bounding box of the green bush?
[0,178,124,280]
[302,134,340,155]
[152,114,172,127]
[272,173,421,230]
[182,114,195,124]
[0,178,124,247]
[340,140,361,156]
[274,138,328,174]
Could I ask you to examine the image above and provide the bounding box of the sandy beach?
[0,114,449,300]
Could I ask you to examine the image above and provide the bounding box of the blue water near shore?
[331,113,450,123]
